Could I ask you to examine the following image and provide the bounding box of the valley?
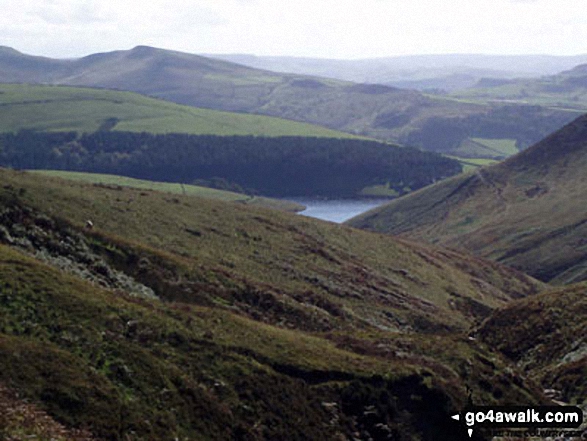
[0,42,587,441]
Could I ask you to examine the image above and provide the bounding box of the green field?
[446,156,499,173]
[30,170,305,212]
[0,83,358,138]
[446,137,520,160]
[470,138,519,156]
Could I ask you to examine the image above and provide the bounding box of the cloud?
[2,0,587,59]
[34,0,112,25]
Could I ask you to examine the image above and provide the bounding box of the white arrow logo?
[452,414,460,421]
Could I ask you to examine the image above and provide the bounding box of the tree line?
[0,131,462,197]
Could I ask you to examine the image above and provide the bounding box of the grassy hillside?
[0,168,541,333]
[454,64,587,111]
[348,113,587,285]
[0,83,357,138]
[0,46,580,157]
[29,170,305,212]
[0,168,549,439]
[0,244,542,440]
[477,282,587,408]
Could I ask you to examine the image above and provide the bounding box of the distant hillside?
[0,168,546,439]
[0,46,580,158]
[477,282,587,408]
[455,63,587,111]
[0,83,356,138]
[209,53,587,91]
[348,114,587,284]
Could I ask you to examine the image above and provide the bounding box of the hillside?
[210,53,587,91]
[0,46,580,158]
[29,170,305,213]
[0,168,541,333]
[0,168,548,439]
[348,113,587,284]
[0,83,355,138]
[455,63,587,111]
[477,282,587,408]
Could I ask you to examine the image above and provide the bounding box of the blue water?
[291,199,390,223]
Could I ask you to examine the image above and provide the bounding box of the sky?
[2,0,587,59]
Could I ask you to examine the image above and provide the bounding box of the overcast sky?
[2,0,586,59]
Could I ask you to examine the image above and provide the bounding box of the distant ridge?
[0,45,579,156]
[208,52,587,90]
[455,60,587,110]
[348,113,587,284]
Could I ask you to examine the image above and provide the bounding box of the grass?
[452,74,587,112]
[28,170,305,212]
[446,156,500,173]
[470,138,519,157]
[0,168,543,335]
[358,183,400,197]
[0,175,547,438]
[0,83,358,138]
[447,137,519,160]
[0,244,387,439]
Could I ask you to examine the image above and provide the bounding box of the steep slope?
[349,113,587,284]
[477,282,587,408]
[0,46,579,156]
[0,168,549,440]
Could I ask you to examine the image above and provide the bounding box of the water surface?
[292,199,390,223]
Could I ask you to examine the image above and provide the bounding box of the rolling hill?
[210,53,587,91]
[455,63,587,111]
[0,167,549,440]
[0,83,356,138]
[348,113,587,285]
[0,83,465,199]
[0,46,580,158]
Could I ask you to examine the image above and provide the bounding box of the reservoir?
[291,199,390,223]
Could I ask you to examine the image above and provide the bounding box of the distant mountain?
[0,46,580,157]
[455,62,587,110]
[208,53,587,92]
[348,113,587,284]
